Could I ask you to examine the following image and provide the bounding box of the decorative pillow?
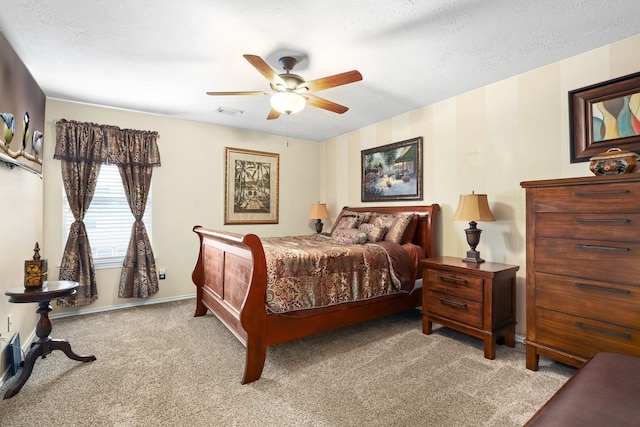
[330,216,359,237]
[401,214,419,244]
[331,227,368,245]
[358,223,387,242]
[371,214,394,228]
[372,213,414,244]
[330,209,373,234]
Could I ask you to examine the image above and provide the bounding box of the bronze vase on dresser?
[521,174,640,370]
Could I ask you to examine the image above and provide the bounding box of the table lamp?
[453,192,495,263]
[308,203,329,233]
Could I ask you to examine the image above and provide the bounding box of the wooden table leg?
[3,298,96,399]
[50,339,96,363]
[526,344,540,371]
[422,317,433,335]
[3,340,45,399]
[504,326,516,348]
[483,335,496,360]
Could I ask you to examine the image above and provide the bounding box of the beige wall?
[322,33,640,335]
[42,100,323,317]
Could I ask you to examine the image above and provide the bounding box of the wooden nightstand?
[421,256,519,359]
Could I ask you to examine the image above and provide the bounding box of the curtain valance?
[54,119,161,166]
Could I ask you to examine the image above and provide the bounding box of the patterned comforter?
[262,234,414,313]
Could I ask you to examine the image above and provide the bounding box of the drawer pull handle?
[575,218,630,223]
[575,322,631,339]
[574,283,631,295]
[575,244,629,252]
[438,297,467,308]
[573,190,629,196]
[438,275,467,285]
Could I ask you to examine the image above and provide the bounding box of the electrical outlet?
[159,268,166,280]
[7,314,12,333]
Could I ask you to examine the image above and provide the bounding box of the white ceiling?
[1,0,639,142]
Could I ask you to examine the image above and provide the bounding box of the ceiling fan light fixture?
[270,92,306,115]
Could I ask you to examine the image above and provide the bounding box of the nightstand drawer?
[425,268,483,302]
[535,308,640,360]
[426,291,482,329]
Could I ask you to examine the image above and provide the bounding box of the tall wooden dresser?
[521,175,640,370]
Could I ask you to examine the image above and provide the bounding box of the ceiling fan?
[207,54,363,120]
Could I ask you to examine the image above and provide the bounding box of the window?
[62,164,152,269]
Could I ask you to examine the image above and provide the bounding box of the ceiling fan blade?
[267,109,281,120]
[206,91,268,96]
[303,70,362,92]
[243,54,286,87]
[306,95,349,114]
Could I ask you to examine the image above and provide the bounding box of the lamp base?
[462,221,485,263]
[462,249,485,263]
[315,220,324,234]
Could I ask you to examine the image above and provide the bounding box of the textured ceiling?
[1,0,639,142]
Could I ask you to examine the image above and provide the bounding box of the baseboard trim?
[49,293,196,320]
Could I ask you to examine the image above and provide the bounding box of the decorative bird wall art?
[21,111,29,152]
[1,112,15,143]
[0,111,43,165]
[32,131,43,156]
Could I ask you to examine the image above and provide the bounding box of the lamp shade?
[308,203,329,220]
[453,193,496,222]
[270,92,306,115]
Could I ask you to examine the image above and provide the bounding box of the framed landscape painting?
[361,137,423,202]
[225,147,279,224]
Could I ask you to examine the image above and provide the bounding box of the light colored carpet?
[0,299,574,426]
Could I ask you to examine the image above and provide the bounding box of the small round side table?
[3,281,96,399]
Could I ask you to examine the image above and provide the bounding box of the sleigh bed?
[191,204,440,383]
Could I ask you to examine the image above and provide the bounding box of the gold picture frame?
[225,147,279,224]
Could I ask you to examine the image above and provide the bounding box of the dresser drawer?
[536,237,640,286]
[533,182,640,213]
[426,291,482,329]
[535,308,640,360]
[535,272,640,329]
[535,212,640,243]
[425,268,483,302]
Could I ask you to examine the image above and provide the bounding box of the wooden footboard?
[191,227,268,383]
[192,204,440,384]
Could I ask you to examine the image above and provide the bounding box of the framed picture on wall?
[361,137,423,202]
[569,71,640,163]
[225,147,279,224]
